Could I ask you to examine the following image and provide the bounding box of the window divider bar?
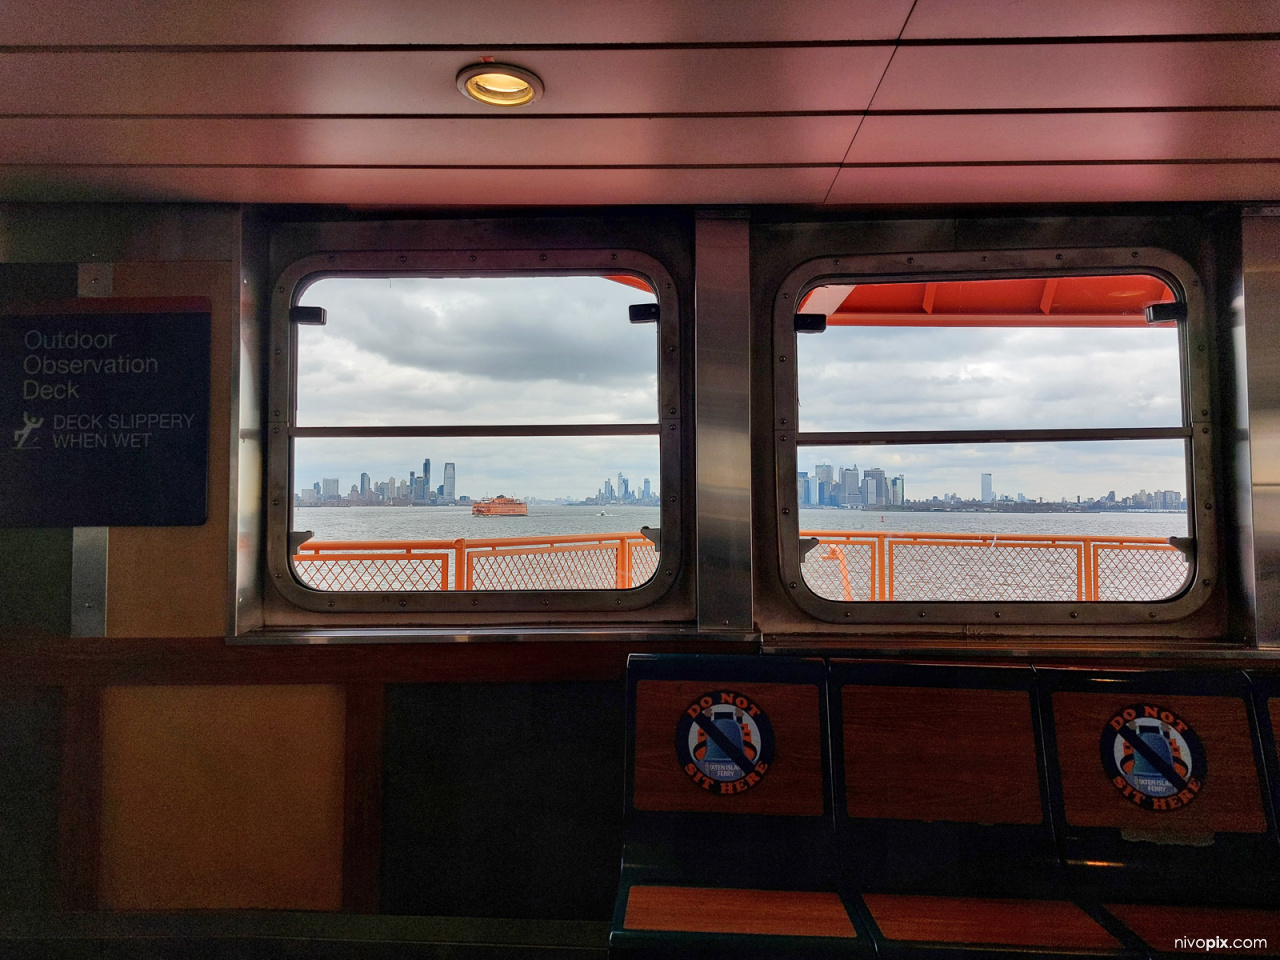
[291,423,661,438]
[796,426,1192,446]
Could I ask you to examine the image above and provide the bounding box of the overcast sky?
[292,276,1188,502]
[797,300,1187,501]
[295,276,659,498]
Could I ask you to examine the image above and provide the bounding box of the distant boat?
[472,495,528,516]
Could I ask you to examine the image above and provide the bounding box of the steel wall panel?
[0,47,893,116]
[873,41,1280,110]
[0,115,863,166]
[903,0,1280,38]
[0,0,914,45]
[1245,215,1280,645]
[846,112,1280,164]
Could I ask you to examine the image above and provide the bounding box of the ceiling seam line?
[823,0,918,203]
[2,33,1279,53]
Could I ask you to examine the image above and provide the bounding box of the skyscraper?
[321,477,339,499]
[443,462,456,501]
[839,466,861,506]
[422,459,430,493]
[862,467,887,506]
[814,462,834,484]
[890,475,905,506]
[981,473,994,502]
[360,472,370,498]
[642,478,651,499]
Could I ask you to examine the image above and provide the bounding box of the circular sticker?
[675,690,775,795]
[1100,703,1206,811]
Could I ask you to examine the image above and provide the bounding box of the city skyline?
[797,460,1185,511]
[297,457,658,507]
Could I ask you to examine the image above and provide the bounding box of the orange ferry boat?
[471,495,528,517]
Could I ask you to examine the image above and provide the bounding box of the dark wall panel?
[381,682,625,921]
[0,687,62,908]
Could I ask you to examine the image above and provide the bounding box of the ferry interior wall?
[3,2,1280,958]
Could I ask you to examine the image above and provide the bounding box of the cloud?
[797,326,1182,432]
[297,276,658,426]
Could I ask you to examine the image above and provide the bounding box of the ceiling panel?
[903,0,1280,39]
[0,165,838,206]
[847,111,1280,163]
[0,0,914,45]
[0,47,893,116]
[827,162,1280,204]
[873,41,1280,110]
[0,116,860,166]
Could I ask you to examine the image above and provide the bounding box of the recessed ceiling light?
[456,63,544,107]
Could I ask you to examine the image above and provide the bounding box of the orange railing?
[293,529,1187,601]
[800,530,1188,603]
[293,532,659,592]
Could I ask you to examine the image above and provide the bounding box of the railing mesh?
[891,542,1081,602]
[1095,545,1189,601]
[294,555,447,592]
[470,544,620,590]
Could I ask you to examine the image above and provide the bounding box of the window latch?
[629,303,660,323]
[799,537,820,560]
[289,530,316,554]
[290,306,327,325]
[1145,302,1187,324]
[640,525,660,551]
[1168,536,1195,561]
[794,313,826,333]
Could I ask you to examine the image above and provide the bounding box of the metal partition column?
[694,216,754,632]
[1244,212,1280,645]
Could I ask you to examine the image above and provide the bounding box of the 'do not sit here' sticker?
[676,691,774,795]
[1100,703,1206,811]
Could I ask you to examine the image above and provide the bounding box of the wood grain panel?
[873,41,1280,110]
[633,680,824,815]
[842,685,1042,824]
[624,885,856,938]
[1053,692,1266,833]
[106,262,233,639]
[0,0,914,44]
[98,685,345,910]
[847,111,1280,164]
[0,164,839,207]
[903,0,1280,38]
[1105,903,1280,954]
[0,116,862,166]
[0,48,893,116]
[863,894,1119,949]
[827,162,1280,205]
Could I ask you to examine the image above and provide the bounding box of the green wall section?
[381,682,626,921]
[0,529,72,635]
[0,688,61,909]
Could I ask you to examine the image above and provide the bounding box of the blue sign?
[0,304,211,527]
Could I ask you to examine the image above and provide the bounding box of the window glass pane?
[796,276,1182,432]
[291,436,661,591]
[795,440,1189,602]
[296,276,658,426]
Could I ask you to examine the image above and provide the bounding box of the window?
[775,250,1214,625]
[266,249,682,616]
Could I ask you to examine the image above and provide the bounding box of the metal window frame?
[266,247,683,616]
[773,245,1216,627]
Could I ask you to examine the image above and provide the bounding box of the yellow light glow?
[457,64,543,107]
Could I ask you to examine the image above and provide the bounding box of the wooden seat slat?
[863,894,1121,950]
[624,886,858,938]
